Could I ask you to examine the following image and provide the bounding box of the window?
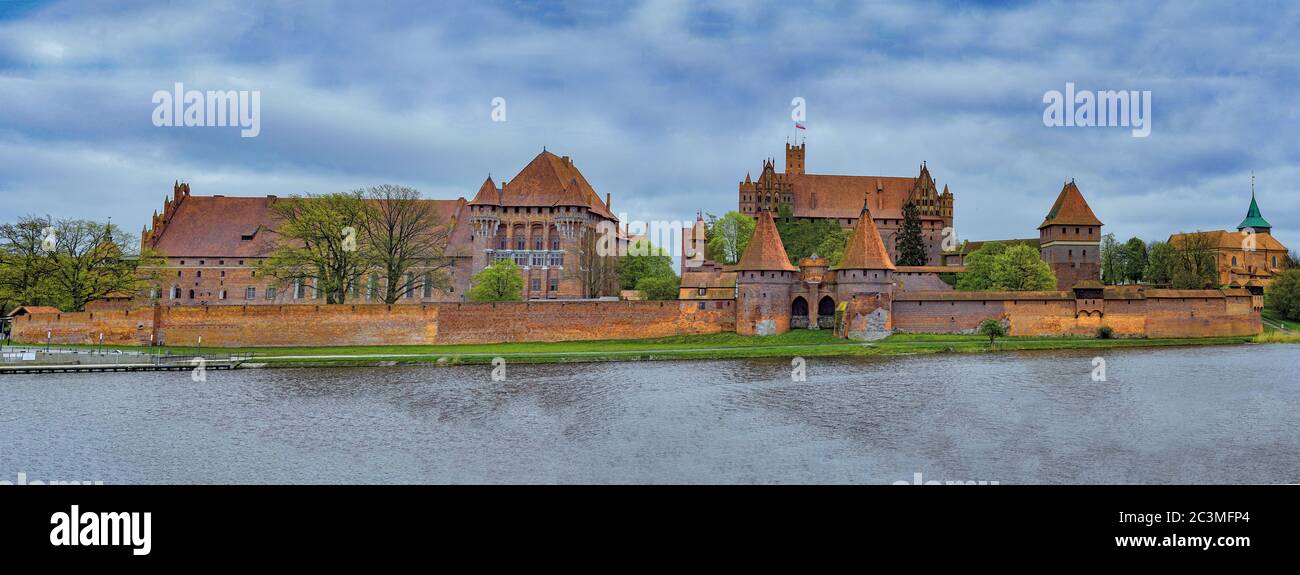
[534,237,543,250]
[219,289,227,300]
[171,286,180,299]
[531,278,541,291]
[368,275,378,300]
[405,273,415,298]
[266,286,276,300]
[698,302,705,310]
[698,287,707,296]
[423,273,433,298]
[245,287,255,300]
[196,270,202,278]
[516,236,525,250]
[294,280,304,300]
[1232,256,1238,266]
[549,276,558,292]
[188,289,195,299]
[551,236,560,250]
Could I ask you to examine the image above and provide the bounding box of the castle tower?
[1038,180,1103,290]
[831,200,897,339]
[680,212,710,274]
[734,210,798,336]
[1236,187,1272,233]
[785,142,805,176]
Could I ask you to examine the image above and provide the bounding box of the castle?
[10,140,1267,348]
[139,150,623,304]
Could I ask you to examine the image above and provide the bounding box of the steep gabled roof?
[1039,181,1102,229]
[468,176,500,206]
[1237,192,1272,230]
[735,211,797,272]
[832,205,896,271]
[490,151,615,219]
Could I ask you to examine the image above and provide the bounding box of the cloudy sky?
[0,0,1296,251]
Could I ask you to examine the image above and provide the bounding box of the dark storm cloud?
[0,0,1295,248]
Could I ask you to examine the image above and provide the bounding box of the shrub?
[1097,325,1114,339]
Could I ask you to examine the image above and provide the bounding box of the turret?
[734,211,797,336]
[1038,180,1102,290]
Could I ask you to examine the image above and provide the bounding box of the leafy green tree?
[618,238,674,290]
[813,231,848,267]
[992,244,1058,291]
[467,259,523,302]
[0,215,57,311]
[1144,240,1175,285]
[1100,233,1126,285]
[978,319,1007,345]
[1122,237,1147,284]
[635,274,680,301]
[896,201,929,266]
[44,219,161,311]
[955,242,1008,290]
[258,192,372,304]
[1284,250,1299,270]
[956,242,1056,291]
[705,212,754,265]
[1266,270,1300,321]
[773,206,850,264]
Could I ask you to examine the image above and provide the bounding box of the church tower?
[1039,180,1103,290]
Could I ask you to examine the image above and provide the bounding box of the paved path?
[251,339,1102,361]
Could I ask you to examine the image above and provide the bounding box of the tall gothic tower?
[1038,180,1103,290]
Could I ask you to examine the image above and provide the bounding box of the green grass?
[13,330,1266,370]
[1262,310,1300,332]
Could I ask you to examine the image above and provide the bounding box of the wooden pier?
[0,352,250,375]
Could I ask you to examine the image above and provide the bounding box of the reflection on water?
[1,345,1297,484]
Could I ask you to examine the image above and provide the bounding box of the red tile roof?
[150,194,467,258]
[470,151,615,219]
[735,211,797,272]
[833,206,896,271]
[1039,181,1102,229]
[788,174,927,220]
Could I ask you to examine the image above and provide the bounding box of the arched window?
[1232,256,1238,266]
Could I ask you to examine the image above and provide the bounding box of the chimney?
[605,193,611,210]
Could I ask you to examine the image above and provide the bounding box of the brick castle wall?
[12,301,734,347]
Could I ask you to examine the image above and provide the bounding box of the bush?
[978,319,1007,344]
[1266,270,1300,322]
[1097,325,1114,339]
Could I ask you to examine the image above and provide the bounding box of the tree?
[618,238,673,290]
[955,242,1008,291]
[0,215,57,311]
[1122,237,1147,284]
[773,206,847,264]
[1169,232,1219,289]
[956,242,1056,291]
[467,259,523,302]
[1099,233,1126,285]
[635,274,680,301]
[357,185,452,304]
[992,244,1058,291]
[258,192,372,304]
[568,222,619,298]
[896,201,929,266]
[1267,270,1300,322]
[978,319,1007,345]
[1144,240,1175,286]
[705,212,754,265]
[813,231,848,267]
[1284,250,1299,270]
[42,219,160,312]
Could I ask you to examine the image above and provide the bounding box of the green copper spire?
[1237,175,1272,231]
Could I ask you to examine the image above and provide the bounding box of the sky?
[0,0,1296,253]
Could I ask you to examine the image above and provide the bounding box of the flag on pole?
[794,122,806,130]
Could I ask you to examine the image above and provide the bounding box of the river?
[1,344,1297,484]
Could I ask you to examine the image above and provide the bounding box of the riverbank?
[11,330,1273,369]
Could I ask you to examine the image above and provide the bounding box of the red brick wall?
[12,301,734,348]
[9,308,153,346]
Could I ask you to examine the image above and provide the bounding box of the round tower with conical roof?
[734,210,798,336]
[830,199,897,339]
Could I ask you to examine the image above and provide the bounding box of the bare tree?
[357,185,452,304]
[568,222,619,298]
[258,192,372,304]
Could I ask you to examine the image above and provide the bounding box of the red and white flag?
[794,122,806,130]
